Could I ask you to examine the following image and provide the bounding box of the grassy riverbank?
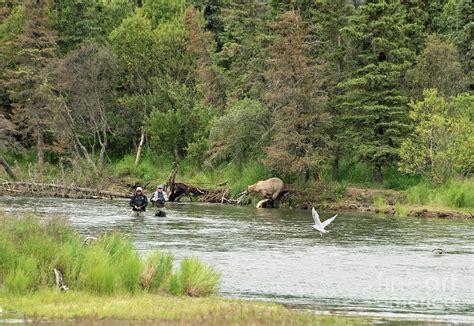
[0,215,219,297]
[0,290,373,325]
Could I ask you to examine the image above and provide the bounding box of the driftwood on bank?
[53,268,69,291]
[0,181,129,199]
[164,162,245,204]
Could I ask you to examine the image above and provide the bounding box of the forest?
[0,0,473,210]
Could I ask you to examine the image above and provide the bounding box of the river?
[1,196,473,323]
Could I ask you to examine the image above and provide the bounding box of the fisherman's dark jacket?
[130,194,148,211]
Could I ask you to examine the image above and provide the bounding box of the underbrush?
[321,160,420,190]
[0,214,220,296]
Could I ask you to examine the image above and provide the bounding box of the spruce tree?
[51,0,134,53]
[337,0,424,182]
[308,0,354,180]
[264,10,328,180]
[185,6,226,111]
[2,0,58,175]
[218,0,271,100]
[438,0,472,90]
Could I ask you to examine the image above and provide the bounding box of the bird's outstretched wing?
[312,207,322,227]
[322,214,337,228]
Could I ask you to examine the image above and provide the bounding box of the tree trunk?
[134,126,145,166]
[173,146,180,162]
[36,130,45,177]
[373,163,383,183]
[98,124,108,178]
[98,139,107,178]
[0,155,16,180]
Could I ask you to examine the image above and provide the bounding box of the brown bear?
[247,177,284,200]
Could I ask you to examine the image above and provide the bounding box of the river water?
[1,196,473,323]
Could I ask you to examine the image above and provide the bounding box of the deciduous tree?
[406,34,466,98]
[399,89,474,181]
[54,42,118,178]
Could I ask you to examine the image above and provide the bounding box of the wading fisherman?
[150,184,168,217]
[130,187,148,217]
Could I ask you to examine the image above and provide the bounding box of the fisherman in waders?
[150,184,168,217]
[130,187,148,217]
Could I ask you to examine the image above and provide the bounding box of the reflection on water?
[1,196,473,323]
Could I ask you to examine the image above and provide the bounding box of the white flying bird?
[311,207,337,236]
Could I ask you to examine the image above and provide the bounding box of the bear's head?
[247,184,257,194]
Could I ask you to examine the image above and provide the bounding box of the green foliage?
[0,4,25,68]
[143,250,174,291]
[0,214,220,296]
[394,202,408,217]
[5,268,31,294]
[337,0,426,182]
[264,10,328,178]
[406,34,466,98]
[439,0,473,85]
[399,89,474,181]
[217,0,270,100]
[170,257,220,297]
[5,256,39,294]
[148,101,212,160]
[97,234,143,294]
[77,246,118,295]
[140,0,186,27]
[373,195,388,210]
[208,99,270,165]
[407,179,474,209]
[110,14,157,92]
[51,0,134,53]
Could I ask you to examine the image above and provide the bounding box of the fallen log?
[0,181,130,199]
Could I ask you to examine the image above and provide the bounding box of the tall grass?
[170,257,220,297]
[407,179,474,209]
[142,250,174,291]
[321,160,420,190]
[0,214,219,296]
